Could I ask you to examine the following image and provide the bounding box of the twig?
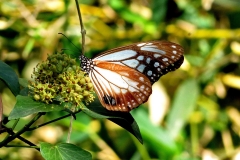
[5,145,39,149]
[3,125,40,151]
[75,0,86,54]
[28,110,81,131]
[0,112,44,148]
[3,118,20,140]
[58,33,81,51]
[0,109,81,149]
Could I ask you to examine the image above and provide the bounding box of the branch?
[28,110,81,131]
[0,112,44,148]
[2,125,40,151]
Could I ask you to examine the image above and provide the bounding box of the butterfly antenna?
[75,0,86,55]
[61,48,80,55]
[58,33,82,53]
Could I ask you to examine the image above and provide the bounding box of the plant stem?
[28,110,81,131]
[0,112,44,148]
[5,145,39,149]
[2,118,20,141]
[75,0,86,54]
[2,125,40,151]
[67,115,74,143]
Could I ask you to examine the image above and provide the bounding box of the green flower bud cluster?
[28,52,95,109]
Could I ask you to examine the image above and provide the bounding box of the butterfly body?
[80,41,184,112]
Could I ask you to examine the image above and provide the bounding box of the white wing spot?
[154,62,160,67]
[171,56,175,59]
[141,46,166,55]
[140,85,145,91]
[137,55,144,60]
[111,99,116,105]
[154,54,161,58]
[139,77,144,82]
[122,77,139,87]
[173,50,177,54]
[137,64,146,72]
[121,89,127,94]
[162,58,168,62]
[123,59,139,68]
[171,45,176,48]
[146,57,151,64]
[94,67,128,88]
[147,70,152,76]
[137,43,146,47]
[96,50,137,61]
[110,84,121,94]
[157,68,161,71]
[129,86,138,92]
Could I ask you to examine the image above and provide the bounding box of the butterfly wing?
[94,41,184,84]
[89,61,152,112]
[82,41,184,112]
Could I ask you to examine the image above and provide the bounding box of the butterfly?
[79,41,184,112]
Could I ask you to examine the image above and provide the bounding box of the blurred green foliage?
[0,0,240,160]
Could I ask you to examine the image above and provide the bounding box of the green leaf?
[166,79,200,139]
[132,109,178,156]
[151,0,167,24]
[82,100,143,143]
[185,55,204,67]
[108,0,157,34]
[40,142,92,160]
[9,95,64,120]
[0,60,20,96]
[108,117,143,144]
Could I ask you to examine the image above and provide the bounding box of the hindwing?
[89,61,152,112]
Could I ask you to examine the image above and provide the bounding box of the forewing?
[89,62,152,112]
[94,41,184,83]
